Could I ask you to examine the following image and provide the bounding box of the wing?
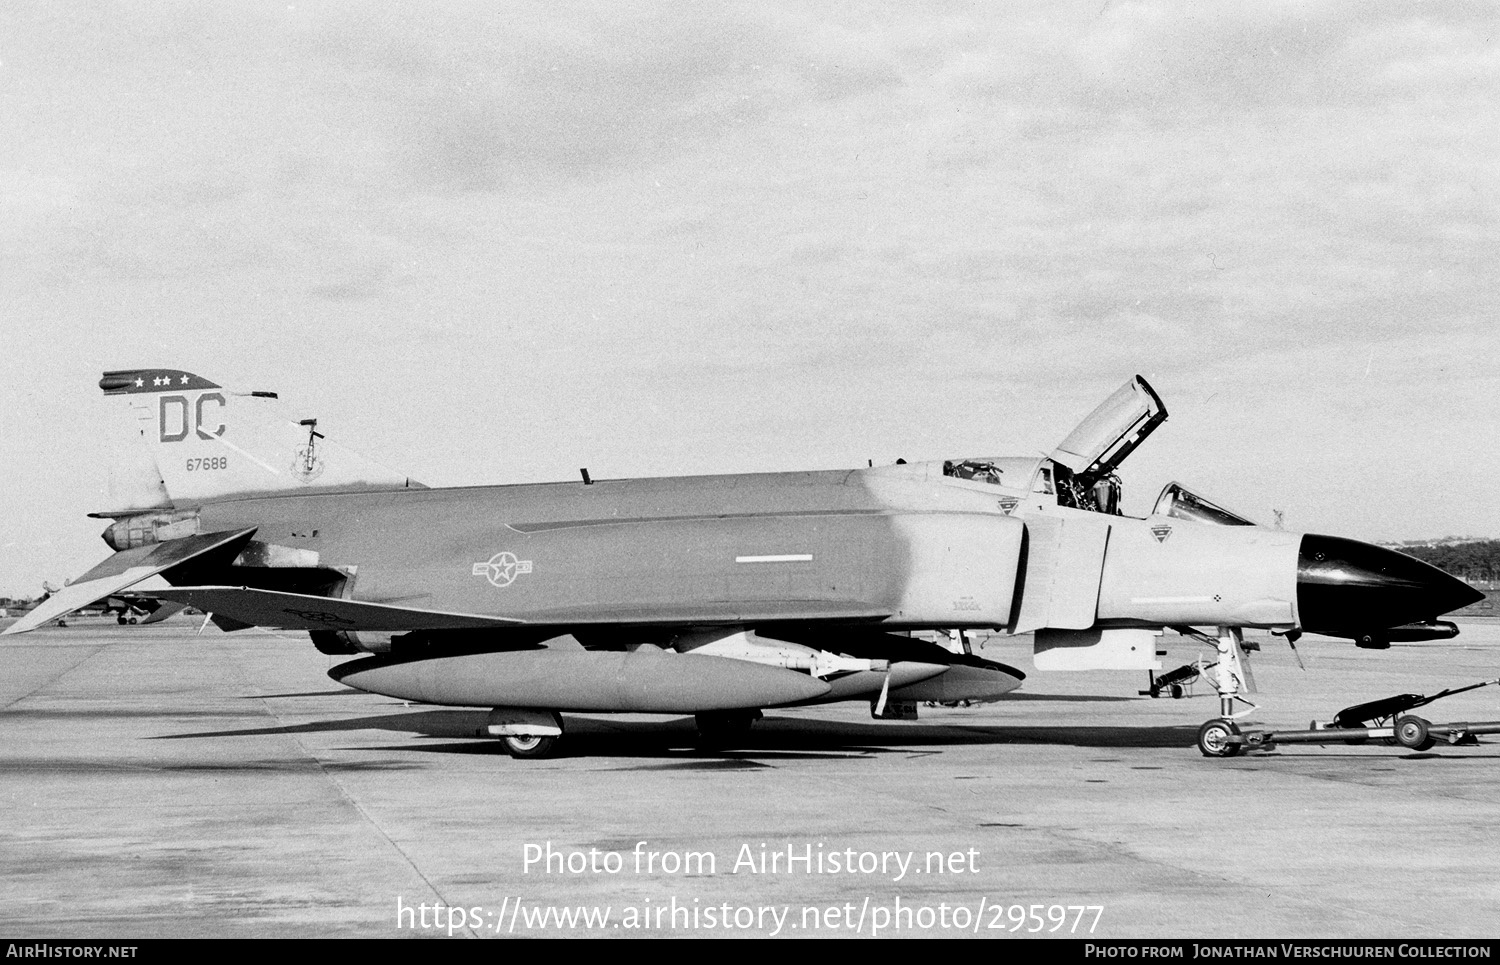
[145,586,527,632]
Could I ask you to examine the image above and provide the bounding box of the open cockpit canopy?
[1049,375,1166,485]
[937,376,1169,517]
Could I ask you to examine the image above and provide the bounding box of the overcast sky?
[2,1,1496,596]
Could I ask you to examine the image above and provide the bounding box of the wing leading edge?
[146,586,528,632]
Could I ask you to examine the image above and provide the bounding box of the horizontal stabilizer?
[145,586,527,632]
[3,528,257,635]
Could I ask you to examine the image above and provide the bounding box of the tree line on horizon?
[1396,540,1500,584]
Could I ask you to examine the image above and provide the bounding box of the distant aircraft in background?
[22,581,182,627]
[5,368,1480,758]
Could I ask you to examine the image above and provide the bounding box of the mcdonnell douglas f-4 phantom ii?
[5,370,1481,757]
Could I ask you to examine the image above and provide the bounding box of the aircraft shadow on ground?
[995,693,1139,702]
[156,708,1201,757]
[243,689,366,699]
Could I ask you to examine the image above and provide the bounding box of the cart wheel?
[1197,718,1242,758]
[1394,715,1436,752]
[1170,684,1184,699]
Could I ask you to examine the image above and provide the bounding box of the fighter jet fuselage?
[99,457,1477,653]
[7,370,1480,757]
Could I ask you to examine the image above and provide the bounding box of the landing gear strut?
[1204,626,1257,720]
[1193,627,1259,757]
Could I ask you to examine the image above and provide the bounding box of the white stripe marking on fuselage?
[735,554,813,563]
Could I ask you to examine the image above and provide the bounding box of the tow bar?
[1197,678,1500,757]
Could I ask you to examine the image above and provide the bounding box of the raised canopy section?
[1050,375,1167,483]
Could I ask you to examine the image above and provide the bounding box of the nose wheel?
[1196,718,1243,757]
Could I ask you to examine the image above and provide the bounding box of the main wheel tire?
[1170,684,1184,699]
[1197,718,1242,758]
[1394,715,1436,752]
[503,734,559,759]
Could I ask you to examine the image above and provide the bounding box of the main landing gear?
[501,733,560,759]
[480,707,769,758]
[485,708,565,759]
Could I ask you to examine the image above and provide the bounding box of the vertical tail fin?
[100,369,422,507]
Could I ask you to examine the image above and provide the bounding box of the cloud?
[2,1,1496,597]
[297,4,905,193]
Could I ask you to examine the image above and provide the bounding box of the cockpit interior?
[941,458,1124,515]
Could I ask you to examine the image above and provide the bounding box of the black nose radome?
[1296,535,1485,637]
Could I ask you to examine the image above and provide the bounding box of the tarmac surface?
[3,615,1499,939]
